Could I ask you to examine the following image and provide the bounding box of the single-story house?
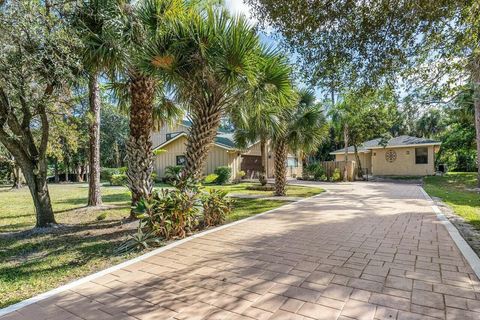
[151,120,302,179]
[330,135,441,176]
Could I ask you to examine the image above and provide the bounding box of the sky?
[223,1,324,100]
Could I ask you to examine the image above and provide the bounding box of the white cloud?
[225,0,258,24]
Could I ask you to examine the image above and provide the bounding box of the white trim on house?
[152,133,237,151]
[329,143,441,155]
[367,142,441,150]
[330,150,372,155]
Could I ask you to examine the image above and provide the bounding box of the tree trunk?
[12,162,22,189]
[274,139,288,196]
[21,160,56,227]
[259,138,267,185]
[354,145,363,179]
[114,140,121,168]
[183,104,222,181]
[88,72,102,206]
[65,161,69,183]
[54,160,59,183]
[126,75,156,215]
[343,125,349,182]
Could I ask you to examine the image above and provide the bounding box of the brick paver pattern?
[3,182,480,320]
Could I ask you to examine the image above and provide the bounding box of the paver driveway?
[3,182,480,320]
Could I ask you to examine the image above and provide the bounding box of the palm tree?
[233,51,294,184]
[141,8,261,181]
[273,89,327,196]
[93,0,186,213]
[76,0,123,206]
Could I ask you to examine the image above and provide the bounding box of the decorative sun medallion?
[385,150,397,163]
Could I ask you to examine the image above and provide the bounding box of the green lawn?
[0,182,301,308]
[424,172,480,229]
[205,182,324,198]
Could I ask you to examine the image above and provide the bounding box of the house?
[330,135,441,176]
[151,120,302,179]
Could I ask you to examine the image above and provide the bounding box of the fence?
[313,160,357,181]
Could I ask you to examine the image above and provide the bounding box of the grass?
[424,172,480,229]
[226,198,290,222]
[0,182,300,308]
[205,182,324,198]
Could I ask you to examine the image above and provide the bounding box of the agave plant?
[116,221,163,254]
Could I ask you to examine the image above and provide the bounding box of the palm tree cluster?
[76,0,328,202]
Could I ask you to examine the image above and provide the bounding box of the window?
[286,157,298,167]
[415,147,428,164]
[176,155,186,166]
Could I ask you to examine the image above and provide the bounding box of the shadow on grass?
[52,193,131,207]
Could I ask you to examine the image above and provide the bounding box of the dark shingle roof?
[330,135,441,154]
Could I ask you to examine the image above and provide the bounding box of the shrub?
[246,184,275,191]
[304,163,326,181]
[202,189,233,226]
[237,170,246,179]
[214,166,231,185]
[332,168,341,181]
[134,188,201,240]
[110,173,128,186]
[96,212,107,221]
[151,171,160,183]
[101,167,119,182]
[203,173,218,184]
[164,165,183,183]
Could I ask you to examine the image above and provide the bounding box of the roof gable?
[330,135,441,154]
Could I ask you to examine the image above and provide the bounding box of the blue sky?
[224,0,326,101]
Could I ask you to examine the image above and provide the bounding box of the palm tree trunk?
[126,75,156,214]
[343,125,349,182]
[259,138,267,185]
[88,72,102,206]
[274,139,288,196]
[182,105,222,181]
[354,144,363,179]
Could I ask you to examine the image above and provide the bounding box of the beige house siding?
[153,124,303,179]
[334,145,436,176]
[153,135,236,177]
[334,152,372,174]
[371,146,436,176]
[151,123,189,148]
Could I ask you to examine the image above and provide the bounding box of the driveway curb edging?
[420,187,480,279]
[0,192,324,317]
